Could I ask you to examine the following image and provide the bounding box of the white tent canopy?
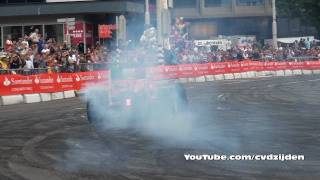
[277,36,315,44]
[265,36,317,45]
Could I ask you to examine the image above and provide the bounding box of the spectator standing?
[37,35,45,54]
[9,54,22,69]
[306,38,311,50]
[5,35,13,52]
[29,29,40,44]
[41,44,50,55]
[67,50,77,72]
[24,57,34,75]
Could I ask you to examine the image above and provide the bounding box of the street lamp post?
[156,0,171,48]
[145,0,151,27]
[272,0,278,49]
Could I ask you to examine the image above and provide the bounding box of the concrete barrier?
[302,70,313,75]
[195,76,206,83]
[233,73,242,79]
[312,70,320,74]
[292,70,302,75]
[205,75,215,81]
[276,70,285,76]
[179,78,189,83]
[40,93,52,102]
[224,73,234,80]
[74,90,85,97]
[188,78,196,83]
[214,74,224,80]
[64,90,76,99]
[1,95,24,105]
[240,72,248,79]
[256,71,266,77]
[247,71,256,78]
[284,70,293,76]
[23,94,41,104]
[51,92,64,100]
[271,71,278,76]
[264,71,275,76]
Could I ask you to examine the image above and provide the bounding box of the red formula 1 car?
[86,65,188,130]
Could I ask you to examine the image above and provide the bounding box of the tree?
[277,0,320,31]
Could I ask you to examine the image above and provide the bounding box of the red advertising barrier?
[1,60,320,96]
[0,71,109,96]
[0,75,34,95]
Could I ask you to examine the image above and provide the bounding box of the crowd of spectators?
[0,28,106,74]
[165,38,320,65]
[165,17,320,64]
[0,26,319,75]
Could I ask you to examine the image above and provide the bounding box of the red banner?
[0,75,34,96]
[98,24,113,39]
[1,60,320,96]
[0,71,108,96]
[33,74,57,93]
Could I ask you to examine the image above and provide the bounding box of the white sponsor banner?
[194,39,232,50]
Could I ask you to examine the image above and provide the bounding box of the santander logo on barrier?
[75,75,81,82]
[10,77,33,85]
[60,76,73,83]
[3,77,11,86]
[34,76,40,84]
[211,64,226,69]
[57,76,61,83]
[37,77,54,84]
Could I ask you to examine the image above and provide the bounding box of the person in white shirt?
[22,35,29,49]
[23,56,34,75]
[29,29,40,44]
[41,44,50,54]
[24,59,34,70]
[67,51,78,72]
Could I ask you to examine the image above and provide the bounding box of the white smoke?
[61,27,241,171]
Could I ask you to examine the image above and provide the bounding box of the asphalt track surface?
[1,75,320,180]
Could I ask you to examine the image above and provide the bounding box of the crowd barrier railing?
[0,68,50,75]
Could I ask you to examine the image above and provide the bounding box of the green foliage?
[277,0,320,30]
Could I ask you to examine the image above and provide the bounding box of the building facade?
[0,0,145,48]
[0,0,316,48]
[172,0,273,40]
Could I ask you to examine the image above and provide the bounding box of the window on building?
[3,26,22,42]
[7,0,26,4]
[237,0,264,6]
[1,0,44,4]
[26,0,44,3]
[24,25,42,37]
[205,0,231,7]
[173,0,197,8]
[45,24,64,43]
